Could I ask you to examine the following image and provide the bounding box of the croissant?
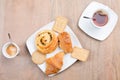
[58,32,73,53]
[45,52,64,75]
[35,30,58,54]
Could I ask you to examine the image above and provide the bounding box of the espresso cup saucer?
[78,1,118,41]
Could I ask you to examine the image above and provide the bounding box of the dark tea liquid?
[93,11,108,27]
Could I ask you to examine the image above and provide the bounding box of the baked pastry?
[52,16,68,33]
[58,32,73,53]
[32,50,46,64]
[71,47,89,61]
[45,52,64,75]
[35,30,58,54]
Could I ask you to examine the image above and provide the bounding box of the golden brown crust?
[35,30,58,54]
[45,58,60,75]
[58,32,73,53]
[45,52,64,75]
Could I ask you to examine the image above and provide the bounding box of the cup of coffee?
[2,42,20,58]
[91,9,109,28]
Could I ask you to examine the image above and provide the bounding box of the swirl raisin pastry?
[58,32,73,53]
[35,30,58,54]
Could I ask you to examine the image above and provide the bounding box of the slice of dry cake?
[52,16,68,33]
[71,47,89,61]
[32,50,46,64]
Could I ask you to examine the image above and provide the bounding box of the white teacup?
[91,9,109,29]
[2,42,20,58]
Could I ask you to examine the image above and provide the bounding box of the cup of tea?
[2,42,20,58]
[91,9,109,28]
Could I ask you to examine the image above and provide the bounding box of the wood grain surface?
[0,0,120,80]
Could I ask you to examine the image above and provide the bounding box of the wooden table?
[0,0,120,80]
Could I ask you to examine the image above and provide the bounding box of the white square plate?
[26,21,82,76]
[78,1,118,41]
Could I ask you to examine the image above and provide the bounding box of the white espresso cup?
[2,42,20,58]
